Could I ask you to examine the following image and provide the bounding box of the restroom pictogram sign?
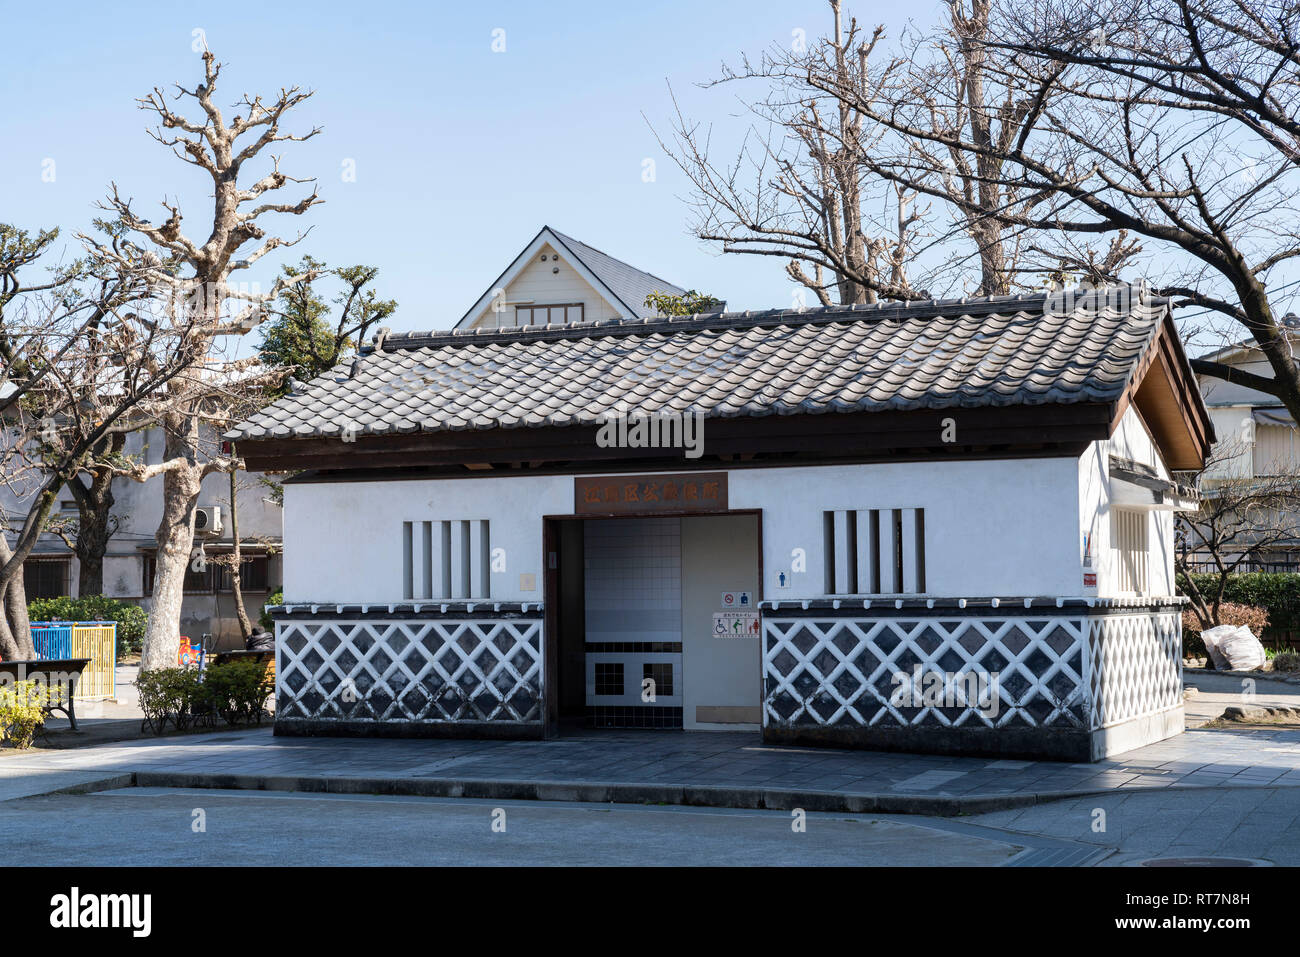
[713,612,760,637]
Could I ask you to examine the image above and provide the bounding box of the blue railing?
[31,622,73,659]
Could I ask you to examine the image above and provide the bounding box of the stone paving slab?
[5,723,1300,815]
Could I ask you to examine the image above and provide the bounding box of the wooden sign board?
[575,472,728,514]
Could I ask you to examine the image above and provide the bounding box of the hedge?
[136,660,274,734]
[1176,572,1300,633]
[26,595,148,659]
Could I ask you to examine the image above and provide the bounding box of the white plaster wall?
[282,456,1090,604]
[468,243,622,329]
[1078,406,1177,597]
[283,473,572,604]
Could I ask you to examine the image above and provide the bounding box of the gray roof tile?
[227,287,1171,442]
[548,228,688,319]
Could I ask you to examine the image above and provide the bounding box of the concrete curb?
[130,770,1287,817]
[14,767,1300,815]
[25,773,136,798]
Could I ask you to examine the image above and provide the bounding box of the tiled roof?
[227,287,1171,441]
[547,228,688,319]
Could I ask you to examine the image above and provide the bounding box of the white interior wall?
[583,517,681,643]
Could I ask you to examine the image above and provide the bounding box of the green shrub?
[1177,573,1300,631]
[136,662,273,735]
[201,661,274,726]
[0,679,62,749]
[136,668,204,733]
[259,589,283,631]
[27,595,148,659]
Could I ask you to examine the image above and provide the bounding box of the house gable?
[456,226,687,330]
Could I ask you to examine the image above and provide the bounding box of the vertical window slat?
[915,508,927,593]
[421,521,433,600]
[441,521,453,599]
[402,521,413,600]
[823,511,836,594]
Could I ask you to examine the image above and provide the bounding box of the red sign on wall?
[574,472,728,514]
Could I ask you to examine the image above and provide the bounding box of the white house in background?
[1195,324,1300,569]
[230,285,1213,761]
[455,226,696,331]
[1,424,283,651]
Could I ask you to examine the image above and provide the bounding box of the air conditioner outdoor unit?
[194,505,223,536]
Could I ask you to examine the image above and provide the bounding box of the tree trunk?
[228,468,252,642]
[72,476,114,597]
[140,418,203,672]
[70,434,123,597]
[5,576,34,658]
[0,523,40,660]
[0,571,33,661]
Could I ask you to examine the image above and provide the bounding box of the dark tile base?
[274,718,544,740]
[587,706,683,730]
[763,723,1095,762]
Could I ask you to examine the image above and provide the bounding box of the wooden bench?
[0,658,91,730]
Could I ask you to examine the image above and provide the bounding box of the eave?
[235,403,1115,474]
[1110,313,1215,471]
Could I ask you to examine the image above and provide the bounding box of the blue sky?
[0,0,922,333]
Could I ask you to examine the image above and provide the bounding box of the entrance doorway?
[545,512,761,735]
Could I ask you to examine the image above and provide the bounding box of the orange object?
[178,636,203,668]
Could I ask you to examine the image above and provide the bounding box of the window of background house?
[24,559,70,600]
[823,508,926,595]
[214,556,270,592]
[514,303,583,326]
[142,554,269,595]
[1112,508,1149,594]
[143,554,211,595]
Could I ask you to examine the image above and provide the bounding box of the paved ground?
[4,666,1297,865]
[7,722,1300,809]
[0,788,1035,866]
[1183,670,1300,727]
[9,783,1293,865]
[968,783,1300,866]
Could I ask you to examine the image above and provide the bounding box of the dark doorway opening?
[545,518,587,736]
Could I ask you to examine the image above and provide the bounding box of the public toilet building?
[228,287,1212,761]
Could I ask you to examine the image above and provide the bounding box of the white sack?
[1201,624,1267,671]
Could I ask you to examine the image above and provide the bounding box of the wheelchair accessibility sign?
[713,611,760,638]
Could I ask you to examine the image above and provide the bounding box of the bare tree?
[920,0,1300,418]
[0,248,193,659]
[87,49,321,671]
[42,431,125,597]
[204,464,282,644]
[1176,438,1300,627]
[655,0,1097,305]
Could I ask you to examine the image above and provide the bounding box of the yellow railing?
[69,623,116,699]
